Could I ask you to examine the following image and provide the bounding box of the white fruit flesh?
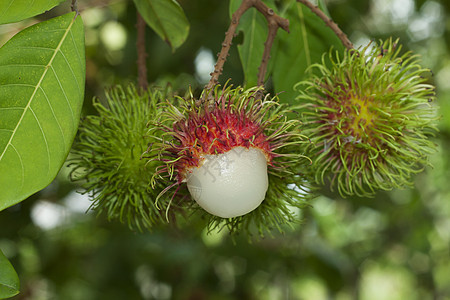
[186,146,269,218]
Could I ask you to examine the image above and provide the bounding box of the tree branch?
[71,0,78,13]
[136,12,148,92]
[254,1,289,87]
[204,0,289,102]
[205,0,254,93]
[297,0,353,50]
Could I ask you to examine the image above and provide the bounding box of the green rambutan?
[69,85,168,231]
[296,39,438,197]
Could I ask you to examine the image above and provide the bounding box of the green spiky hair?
[296,39,438,197]
[70,84,313,237]
[146,85,313,236]
[69,85,169,231]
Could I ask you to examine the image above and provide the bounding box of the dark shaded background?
[0,0,449,299]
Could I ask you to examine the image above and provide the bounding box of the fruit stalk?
[297,0,353,50]
[204,0,289,103]
[136,11,148,91]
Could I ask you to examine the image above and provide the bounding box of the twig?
[258,26,277,87]
[71,0,78,13]
[136,12,148,92]
[205,0,253,93]
[297,0,353,50]
[204,0,289,103]
[253,1,289,87]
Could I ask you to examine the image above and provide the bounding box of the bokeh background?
[0,0,449,299]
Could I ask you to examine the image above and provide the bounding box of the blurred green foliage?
[0,0,449,299]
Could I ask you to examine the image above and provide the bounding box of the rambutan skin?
[69,85,168,231]
[153,86,307,183]
[166,90,272,182]
[149,85,312,231]
[296,39,438,197]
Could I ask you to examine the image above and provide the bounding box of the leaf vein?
[0,64,46,68]
[0,15,76,163]
[69,29,85,92]
[69,29,82,67]
[49,65,75,125]
[16,46,55,51]
[40,86,67,152]
[58,49,81,96]
[0,83,35,88]
[147,1,170,47]
[29,106,51,176]
[9,143,24,193]
[20,0,35,19]
[0,0,15,20]
[0,107,24,111]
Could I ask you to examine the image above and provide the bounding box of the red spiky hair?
[147,85,309,197]
[166,91,274,183]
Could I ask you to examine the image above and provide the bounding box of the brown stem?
[205,0,253,92]
[71,0,78,13]
[297,0,353,50]
[253,0,289,87]
[136,12,148,91]
[258,21,280,86]
[204,0,289,102]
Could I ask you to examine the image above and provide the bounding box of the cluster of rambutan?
[70,39,437,235]
[146,85,312,233]
[70,84,312,234]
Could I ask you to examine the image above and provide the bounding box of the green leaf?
[0,0,65,25]
[133,0,189,51]
[272,0,345,104]
[0,249,19,299]
[0,12,86,211]
[229,0,277,88]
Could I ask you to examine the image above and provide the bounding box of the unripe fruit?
[296,39,438,197]
[70,85,168,231]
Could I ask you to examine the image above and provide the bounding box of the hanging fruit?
[296,39,438,197]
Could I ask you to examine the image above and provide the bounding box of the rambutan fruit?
[69,85,169,231]
[70,83,312,236]
[148,85,312,232]
[296,39,438,197]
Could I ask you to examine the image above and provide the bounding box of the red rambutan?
[148,85,310,220]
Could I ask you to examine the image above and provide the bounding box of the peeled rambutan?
[296,39,438,197]
[148,85,312,224]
